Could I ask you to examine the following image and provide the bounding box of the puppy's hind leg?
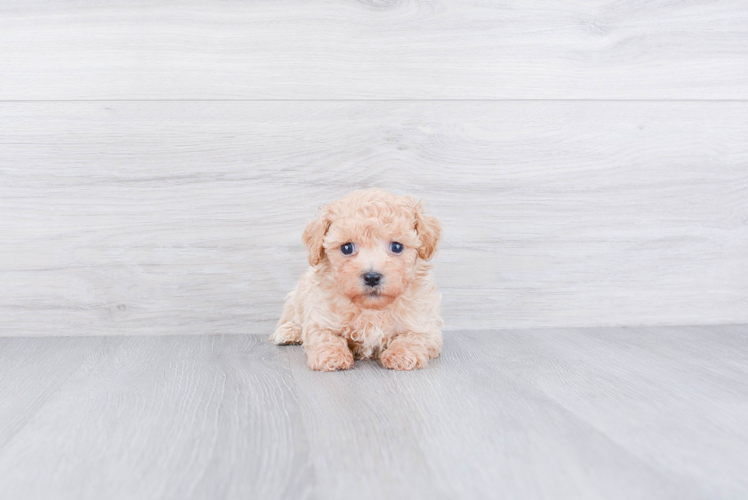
[269,289,302,345]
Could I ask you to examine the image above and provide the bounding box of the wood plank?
[280,331,710,499]
[1,0,747,100]
[474,325,748,499]
[0,337,101,450]
[0,327,746,498]
[1,101,746,336]
[0,335,314,500]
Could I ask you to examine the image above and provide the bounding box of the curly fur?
[269,188,443,371]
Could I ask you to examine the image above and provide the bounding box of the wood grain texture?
[1,0,747,100]
[0,335,314,500]
[478,324,748,500]
[284,338,702,500]
[1,101,747,336]
[0,326,747,499]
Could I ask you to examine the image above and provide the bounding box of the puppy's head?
[303,188,441,310]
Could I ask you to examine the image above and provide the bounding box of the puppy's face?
[303,189,441,310]
[325,220,420,309]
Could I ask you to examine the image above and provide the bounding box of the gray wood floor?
[1,325,746,500]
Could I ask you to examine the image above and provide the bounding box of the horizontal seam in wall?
[0,99,747,103]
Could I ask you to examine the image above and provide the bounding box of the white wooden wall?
[1,1,747,336]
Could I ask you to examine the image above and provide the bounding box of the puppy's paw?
[306,344,354,372]
[269,322,302,345]
[380,342,429,370]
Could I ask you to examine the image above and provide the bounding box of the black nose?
[363,272,382,287]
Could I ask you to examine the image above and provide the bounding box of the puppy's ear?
[412,200,441,261]
[302,206,332,266]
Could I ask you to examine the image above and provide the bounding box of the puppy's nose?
[363,271,382,287]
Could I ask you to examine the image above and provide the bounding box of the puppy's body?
[273,257,441,361]
[270,188,443,371]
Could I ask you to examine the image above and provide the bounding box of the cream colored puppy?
[269,188,443,371]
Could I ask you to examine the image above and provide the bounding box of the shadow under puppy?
[270,188,443,371]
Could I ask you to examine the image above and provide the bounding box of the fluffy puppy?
[269,188,443,371]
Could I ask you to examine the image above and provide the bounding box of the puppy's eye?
[390,242,404,254]
[340,242,355,255]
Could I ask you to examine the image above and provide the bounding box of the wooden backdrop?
[1,0,746,336]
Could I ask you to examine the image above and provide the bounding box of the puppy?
[269,188,443,371]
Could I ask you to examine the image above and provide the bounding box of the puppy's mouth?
[352,289,396,309]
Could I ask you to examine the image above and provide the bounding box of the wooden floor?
[1,326,746,500]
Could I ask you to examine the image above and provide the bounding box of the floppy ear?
[302,206,332,266]
[413,201,441,261]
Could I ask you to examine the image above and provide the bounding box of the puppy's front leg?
[303,327,354,372]
[380,331,442,371]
